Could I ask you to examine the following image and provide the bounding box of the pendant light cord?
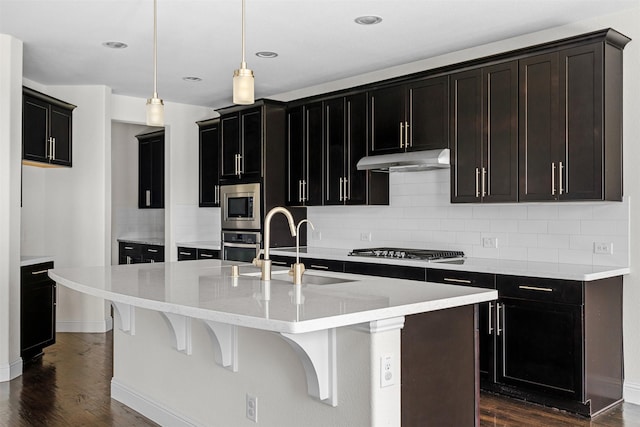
[241,0,246,68]
[153,0,158,98]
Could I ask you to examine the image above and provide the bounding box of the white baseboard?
[624,381,640,405]
[111,378,204,427]
[57,319,112,333]
[0,357,23,382]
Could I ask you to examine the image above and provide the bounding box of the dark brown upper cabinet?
[451,61,518,203]
[519,33,628,202]
[217,100,286,186]
[22,87,76,167]
[137,129,164,209]
[369,76,449,155]
[197,118,220,207]
[286,102,324,206]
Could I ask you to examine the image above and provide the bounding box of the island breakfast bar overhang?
[49,259,497,426]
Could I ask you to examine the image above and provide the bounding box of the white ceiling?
[0,0,637,109]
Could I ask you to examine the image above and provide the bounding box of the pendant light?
[146,0,164,126]
[232,0,254,105]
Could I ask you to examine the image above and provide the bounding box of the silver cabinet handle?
[31,269,49,275]
[488,302,494,334]
[126,255,132,264]
[124,246,134,250]
[200,254,213,258]
[179,251,192,256]
[399,122,404,148]
[405,121,410,147]
[482,167,487,197]
[150,259,155,263]
[339,177,343,201]
[302,180,307,202]
[147,249,158,253]
[496,302,503,336]
[52,137,56,160]
[237,154,242,175]
[146,190,151,207]
[309,264,329,270]
[518,285,553,292]
[344,176,349,201]
[475,168,480,198]
[559,161,564,195]
[214,185,220,204]
[551,162,556,196]
[272,260,288,266]
[47,137,53,160]
[444,277,472,284]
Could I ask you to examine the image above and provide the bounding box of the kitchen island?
[49,259,496,426]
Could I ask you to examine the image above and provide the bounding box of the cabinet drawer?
[119,242,141,256]
[497,275,583,305]
[270,255,295,267]
[344,262,426,281]
[304,258,344,273]
[177,247,197,261]
[142,244,165,262]
[427,269,495,289]
[21,262,54,286]
[197,249,220,260]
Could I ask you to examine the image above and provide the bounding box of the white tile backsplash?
[306,170,630,267]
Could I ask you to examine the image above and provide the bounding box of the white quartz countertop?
[20,256,54,267]
[49,260,496,334]
[269,247,629,281]
[176,241,221,250]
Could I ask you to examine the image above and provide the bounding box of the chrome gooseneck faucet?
[253,206,297,281]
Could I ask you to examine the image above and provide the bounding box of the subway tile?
[548,220,581,235]
[508,233,538,248]
[538,234,570,249]
[490,219,518,233]
[527,247,559,263]
[517,220,548,234]
[527,205,559,220]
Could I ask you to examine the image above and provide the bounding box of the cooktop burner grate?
[348,247,465,261]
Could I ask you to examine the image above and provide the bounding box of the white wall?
[0,34,23,381]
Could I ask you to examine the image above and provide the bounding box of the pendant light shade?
[146,0,164,126]
[233,0,254,105]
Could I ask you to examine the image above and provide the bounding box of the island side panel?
[401,304,478,426]
[110,307,401,426]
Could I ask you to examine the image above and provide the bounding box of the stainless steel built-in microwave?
[220,183,261,230]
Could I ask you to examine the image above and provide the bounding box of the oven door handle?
[222,242,260,248]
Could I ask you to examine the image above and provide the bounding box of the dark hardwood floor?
[1,332,639,426]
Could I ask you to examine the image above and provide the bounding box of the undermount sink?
[272,274,355,286]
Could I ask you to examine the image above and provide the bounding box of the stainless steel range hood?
[356,148,450,172]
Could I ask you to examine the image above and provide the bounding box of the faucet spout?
[255,206,297,281]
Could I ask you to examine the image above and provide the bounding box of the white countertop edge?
[176,241,221,250]
[21,256,54,267]
[269,248,628,281]
[48,269,497,334]
[118,237,165,246]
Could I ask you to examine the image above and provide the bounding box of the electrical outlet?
[246,394,258,423]
[594,242,613,255]
[380,354,395,388]
[482,237,498,249]
[360,232,372,242]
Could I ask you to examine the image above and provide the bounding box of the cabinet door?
[199,121,220,207]
[345,93,368,205]
[324,98,346,205]
[49,105,72,166]
[286,107,305,205]
[21,281,56,358]
[497,298,583,400]
[241,108,262,177]
[138,132,164,209]
[407,76,449,151]
[483,61,518,202]
[22,95,50,163]
[519,53,560,201]
[450,69,482,202]
[305,102,324,205]
[559,43,603,201]
[369,85,405,154]
[220,114,240,178]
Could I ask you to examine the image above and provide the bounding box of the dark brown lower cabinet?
[118,242,164,264]
[401,305,478,426]
[21,262,56,361]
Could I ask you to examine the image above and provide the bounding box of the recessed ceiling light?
[102,41,128,49]
[182,76,203,82]
[354,15,382,25]
[255,51,278,59]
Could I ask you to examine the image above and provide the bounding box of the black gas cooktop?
[348,247,465,261]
